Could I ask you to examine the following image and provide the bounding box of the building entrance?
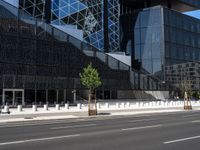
[2,89,25,106]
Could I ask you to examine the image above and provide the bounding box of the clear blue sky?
[185,10,200,19]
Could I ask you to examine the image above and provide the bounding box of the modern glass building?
[120,0,200,95]
[0,0,200,106]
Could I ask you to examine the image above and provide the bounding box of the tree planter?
[88,109,97,116]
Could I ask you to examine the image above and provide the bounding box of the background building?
[120,0,200,92]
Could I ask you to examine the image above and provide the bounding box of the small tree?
[179,80,193,110]
[79,63,102,115]
[179,80,192,98]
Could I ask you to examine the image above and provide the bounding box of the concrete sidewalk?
[0,106,200,123]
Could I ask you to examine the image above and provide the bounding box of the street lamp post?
[72,89,76,104]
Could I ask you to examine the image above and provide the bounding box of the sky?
[185,10,200,19]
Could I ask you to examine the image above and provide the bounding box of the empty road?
[0,111,200,150]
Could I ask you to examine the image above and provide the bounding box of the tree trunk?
[88,89,91,115]
[88,89,97,116]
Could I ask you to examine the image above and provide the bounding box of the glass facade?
[120,6,164,80]
[163,7,200,90]
[0,1,132,104]
[134,6,164,78]
[51,0,104,50]
[19,0,120,52]
[164,8,200,65]
[120,4,200,91]
[19,0,46,20]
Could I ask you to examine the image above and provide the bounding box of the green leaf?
[79,63,102,90]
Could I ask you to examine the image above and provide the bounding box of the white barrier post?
[116,103,120,108]
[126,102,130,108]
[77,103,82,109]
[137,102,140,108]
[44,104,48,111]
[155,101,158,107]
[32,105,37,112]
[17,105,22,112]
[65,103,69,109]
[105,103,109,109]
[121,102,125,108]
[55,104,60,110]
[135,102,139,108]
[147,102,151,108]
[97,103,100,109]
[4,105,9,113]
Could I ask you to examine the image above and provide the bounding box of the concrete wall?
[117,90,169,100]
[52,25,84,41]
[107,52,131,66]
[145,91,169,100]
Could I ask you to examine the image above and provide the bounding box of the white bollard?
[121,102,125,108]
[170,101,173,107]
[150,102,153,107]
[156,102,159,107]
[4,105,9,113]
[55,104,60,110]
[105,103,109,109]
[65,103,69,109]
[97,103,100,109]
[17,105,22,112]
[147,102,151,107]
[153,101,156,106]
[44,104,48,111]
[116,103,120,108]
[77,103,82,109]
[135,102,140,108]
[32,105,37,112]
[126,102,130,108]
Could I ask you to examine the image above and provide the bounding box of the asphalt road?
[0,111,200,150]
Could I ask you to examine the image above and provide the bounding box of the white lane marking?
[0,119,82,128]
[129,118,159,123]
[51,124,97,130]
[0,134,80,146]
[192,120,200,123]
[121,124,162,131]
[183,114,200,118]
[164,135,200,144]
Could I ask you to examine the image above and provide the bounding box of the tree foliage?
[179,80,192,98]
[79,64,102,91]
